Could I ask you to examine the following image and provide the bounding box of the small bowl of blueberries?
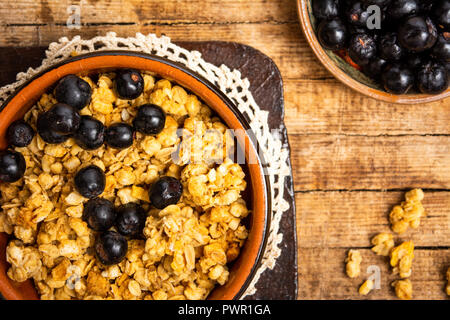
[297,0,450,104]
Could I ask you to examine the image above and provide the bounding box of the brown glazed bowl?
[0,51,271,300]
[297,0,450,104]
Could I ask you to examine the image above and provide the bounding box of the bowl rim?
[296,0,450,105]
[0,50,272,300]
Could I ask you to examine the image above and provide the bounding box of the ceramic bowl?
[297,0,450,104]
[0,51,271,300]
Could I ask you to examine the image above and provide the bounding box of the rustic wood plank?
[295,191,450,248]
[290,135,450,191]
[0,23,331,81]
[298,248,450,299]
[0,0,298,25]
[284,79,450,135]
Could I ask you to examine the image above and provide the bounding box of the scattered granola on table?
[392,279,413,300]
[371,233,395,256]
[345,249,362,279]
[0,70,250,300]
[389,189,426,234]
[358,279,374,296]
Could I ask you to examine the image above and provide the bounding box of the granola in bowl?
[0,69,251,300]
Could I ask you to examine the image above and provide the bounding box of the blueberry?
[348,33,377,66]
[398,16,437,52]
[105,123,134,149]
[0,150,26,183]
[362,0,391,6]
[74,165,105,199]
[83,198,116,231]
[363,57,388,79]
[312,0,340,20]
[387,0,419,20]
[345,1,371,27]
[115,203,146,237]
[416,61,449,94]
[95,231,128,265]
[382,63,415,94]
[74,115,105,150]
[378,32,404,61]
[149,176,183,210]
[431,32,450,62]
[37,113,70,144]
[133,104,166,135]
[419,0,434,13]
[55,75,92,110]
[45,103,81,135]
[115,69,144,100]
[432,0,450,31]
[317,18,349,50]
[6,120,35,147]
[405,54,426,70]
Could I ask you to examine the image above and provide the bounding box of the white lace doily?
[0,32,291,299]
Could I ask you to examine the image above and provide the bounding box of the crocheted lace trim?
[0,32,291,298]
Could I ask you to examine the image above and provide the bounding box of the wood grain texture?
[291,135,450,191]
[296,191,450,248]
[0,0,298,24]
[0,23,329,80]
[0,0,449,300]
[284,80,450,135]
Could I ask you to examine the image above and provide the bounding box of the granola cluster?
[0,72,249,300]
[370,233,395,257]
[345,249,362,279]
[390,241,414,279]
[389,189,426,234]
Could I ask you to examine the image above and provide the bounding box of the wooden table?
[0,0,449,300]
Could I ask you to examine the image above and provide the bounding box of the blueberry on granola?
[150,176,183,209]
[105,122,134,149]
[6,120,35,148]
[115,69,144,99]
[95,231,128,265]
[74,165,106,199]
[133,104,166,135]
[115,203,146,237]
[37,112,70,144]
[45,103,81,135]
[83,197,116,231]
[74,115,105,150]
[0,150,26,183]
[55,74,92,110]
